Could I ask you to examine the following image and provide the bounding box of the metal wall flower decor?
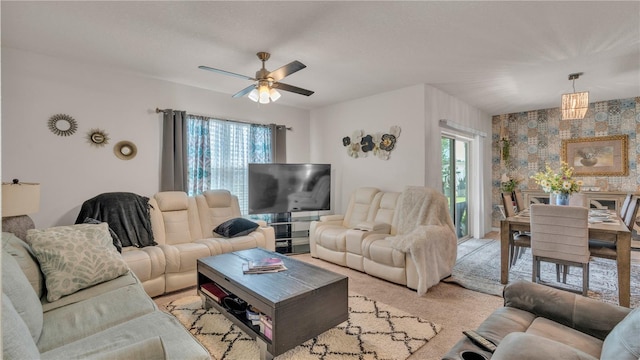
[342,126,401,160]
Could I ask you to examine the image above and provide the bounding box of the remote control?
[462,330,497,353]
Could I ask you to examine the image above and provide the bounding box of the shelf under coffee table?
[197,248,348,360]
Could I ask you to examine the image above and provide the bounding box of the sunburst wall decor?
[47,114,78,137]
[87,128,110,147]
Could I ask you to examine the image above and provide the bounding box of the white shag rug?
[166,292,441,360]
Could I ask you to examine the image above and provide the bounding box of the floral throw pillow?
[26,223,129,302]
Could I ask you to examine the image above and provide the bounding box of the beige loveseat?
[122,190,275,297]
[2,230,210,359]
[310,186,457,294]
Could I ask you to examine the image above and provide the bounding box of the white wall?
[1,48,311,228]
[310,83,493,236]
[310,85,426,213]
[423,85,493,235]
[2,47,493,234]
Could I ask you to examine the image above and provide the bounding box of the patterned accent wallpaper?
[491,96,640,227]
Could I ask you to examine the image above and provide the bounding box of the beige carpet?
[166,293,441,360]
[155,249,504,360]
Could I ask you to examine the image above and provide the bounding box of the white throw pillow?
[26,223,129,302]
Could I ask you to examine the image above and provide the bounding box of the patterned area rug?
[444,238,640,308]
[166,293,441,360]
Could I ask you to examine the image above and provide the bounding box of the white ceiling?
[2,1,639,115]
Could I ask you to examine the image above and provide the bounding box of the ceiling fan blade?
[268,61,306,82]
[272,82,314,96]
[198,65,255,81]
[232,84,257,98]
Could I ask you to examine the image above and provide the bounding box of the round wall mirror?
[114,141,137,160]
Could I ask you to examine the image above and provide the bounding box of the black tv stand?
[264,212,319,255]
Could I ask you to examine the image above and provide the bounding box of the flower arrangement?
[500,174,520,193]
[531,162,583,195]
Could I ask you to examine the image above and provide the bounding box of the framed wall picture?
[561,135,628,176]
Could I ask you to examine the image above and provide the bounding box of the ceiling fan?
[199,52,314,104]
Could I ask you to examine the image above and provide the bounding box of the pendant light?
[561,72,589,120]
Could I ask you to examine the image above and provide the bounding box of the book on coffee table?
[200,282,229,303]
[242,257,287,274]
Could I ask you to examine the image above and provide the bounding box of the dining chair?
[588,196,639,265]
[618,193,633,220]
[502,192,516,218]
[556,193,593,282]
[530,204,590,296]
[514,189,526,212]
[622,196,640,231]
[502,192,530,267]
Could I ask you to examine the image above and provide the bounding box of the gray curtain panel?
[272,124,287,163]
[160,110,188,191]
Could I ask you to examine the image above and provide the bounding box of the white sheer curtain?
[186,115,272,214]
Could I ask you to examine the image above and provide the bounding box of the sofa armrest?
[491,332,598,360]
[253,225,275,251]
[503,280,631,340]
[319,214,344,222]
[354,221,391,233]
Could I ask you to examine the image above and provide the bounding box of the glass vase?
[555,193,570,206]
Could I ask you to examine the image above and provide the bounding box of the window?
[186,115,272,214]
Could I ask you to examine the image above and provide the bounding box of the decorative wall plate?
[113,140,137,160]
[87,129,110,147]
[48,114,78,136]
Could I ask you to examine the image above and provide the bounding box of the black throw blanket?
[75,192,156,248]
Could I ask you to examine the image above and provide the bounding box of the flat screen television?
[248,163,331,214]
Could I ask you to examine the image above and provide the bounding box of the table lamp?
[2,179,40,239]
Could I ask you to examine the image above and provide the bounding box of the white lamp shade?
[248,88,259,102]
[259,85,270,104]
[269,88,281,102]
[2,183,40,217]
[561,91,589,120]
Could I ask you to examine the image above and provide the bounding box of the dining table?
[500,209,631,307]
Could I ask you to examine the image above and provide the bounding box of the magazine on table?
[242,257,287,274]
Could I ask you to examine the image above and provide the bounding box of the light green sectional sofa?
[2,229,210,359]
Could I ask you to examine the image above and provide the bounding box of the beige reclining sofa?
[310,186,457,294]
[122,190,275,297]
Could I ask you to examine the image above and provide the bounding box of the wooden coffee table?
[197,248,348,360]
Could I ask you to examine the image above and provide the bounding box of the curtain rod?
[155,108,292,131]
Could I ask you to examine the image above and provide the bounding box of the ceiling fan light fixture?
[259,84,270,104]
[248,88,259,102]
[269,88,281,102]
[561,72,589,120]
[199,51,313,104]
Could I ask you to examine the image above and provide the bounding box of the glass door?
[442,135,469,239]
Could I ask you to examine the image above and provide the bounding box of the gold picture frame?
[561,135,628,176]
